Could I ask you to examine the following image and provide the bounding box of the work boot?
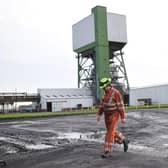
[0,160,6,166]
[123,139,129,152]
[101,151,111,158]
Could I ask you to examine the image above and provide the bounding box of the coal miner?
[97,77,129,158]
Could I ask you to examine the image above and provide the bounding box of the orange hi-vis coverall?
[97,86,126,153]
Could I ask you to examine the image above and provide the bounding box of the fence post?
[136,105,138,110]
[158,103,160,109]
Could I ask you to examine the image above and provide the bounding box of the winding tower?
[72,6,129,104]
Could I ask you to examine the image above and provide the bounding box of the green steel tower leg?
[92,6,110,101]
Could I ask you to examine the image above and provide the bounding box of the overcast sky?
[0,0,168,93]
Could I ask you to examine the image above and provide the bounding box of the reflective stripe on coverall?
[98,87,126,152]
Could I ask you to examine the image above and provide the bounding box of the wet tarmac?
[0,109,168,167]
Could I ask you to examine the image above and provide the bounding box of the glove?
[96,114,101,122]
[121,118,126,123]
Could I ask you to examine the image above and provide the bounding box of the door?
[47,102,52,112]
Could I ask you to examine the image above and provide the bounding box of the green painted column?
[92,6,110,100]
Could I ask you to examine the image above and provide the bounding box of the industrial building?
[1,84,168,113]
[38,88,93,112]
[39,84,168,111]
[0,89,93,113]
[130,84,168,105]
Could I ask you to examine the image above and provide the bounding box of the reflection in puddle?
[26,144,53,150]
[0,137,7,141]
[6,148,18,154]
[57,132,82,140]
[57,131,104,143]
[159,135,168,139]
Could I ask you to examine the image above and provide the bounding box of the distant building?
[2,84,168,113]
[19,103,37,112]
[37,84,168,111]
[130,84,168,105]
[38,88,94,112]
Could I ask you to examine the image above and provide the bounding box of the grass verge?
[0,111,96,120]
[1,104,168,120]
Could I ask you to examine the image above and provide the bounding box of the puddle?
[6,148,18,154]
[26,144,53,150]
[0,137,7,141]
[57,132,82,139]
[159,135,168,139]
[57,131,104,143]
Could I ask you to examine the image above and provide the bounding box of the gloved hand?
[96,114,101,122]
[121,118,126,123]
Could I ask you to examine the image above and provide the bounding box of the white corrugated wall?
[130,84,168,105]
[38,88,93,112]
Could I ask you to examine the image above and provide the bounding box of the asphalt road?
[0,109,168,167]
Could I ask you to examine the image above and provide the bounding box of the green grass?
[125,104,168,110]
[0,110,96,120]
[1,104,168,120]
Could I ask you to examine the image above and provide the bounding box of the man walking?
[97,77,129,158]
